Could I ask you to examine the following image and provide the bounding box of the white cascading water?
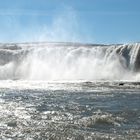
[0,42,140,81]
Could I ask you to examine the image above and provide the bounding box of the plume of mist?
[0,7,92,43]
[38,8,80,42]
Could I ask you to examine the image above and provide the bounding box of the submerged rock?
[7,121,17,127]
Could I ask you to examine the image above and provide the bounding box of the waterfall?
[0,42,140,81]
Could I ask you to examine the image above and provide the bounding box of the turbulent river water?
[0,42,140,140]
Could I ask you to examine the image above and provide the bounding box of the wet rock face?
[134,47,140,71]
[0,45,25,65]
[113,44,140,72]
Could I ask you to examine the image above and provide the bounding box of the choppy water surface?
[0,81,140,140]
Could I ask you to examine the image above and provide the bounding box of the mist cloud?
[0,7,92,43]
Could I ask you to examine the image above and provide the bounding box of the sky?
[0,0,140,44]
